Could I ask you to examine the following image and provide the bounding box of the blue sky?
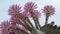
[0,0,60,26]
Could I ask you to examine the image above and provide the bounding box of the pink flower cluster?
[0,1,55,34]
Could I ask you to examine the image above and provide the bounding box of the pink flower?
[8,4,21,16]
[42,5,55,16]
[10,16,20,28]
[24,2,37,12]
[29,10,41,18]
[33,10,41,18]
[0,20,19,34]
[0,21,11,34]
[20,11,30,18]
[10,16,20,23]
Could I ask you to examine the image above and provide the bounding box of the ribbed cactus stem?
[45,15,49,25]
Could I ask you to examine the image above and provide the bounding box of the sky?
[0,0,60,26]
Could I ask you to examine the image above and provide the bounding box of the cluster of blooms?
[0,1,55,34]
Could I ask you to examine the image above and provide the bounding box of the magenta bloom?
[0,21,11,34]
[24,2,37,12]
[0,20,19,34]
[10,16,20,23]
[10,16,20,28]
[33,10,41,18]
[8,4,21,16]
[20,11,30,18]
[42,5,55,16]
[29,10,41,18]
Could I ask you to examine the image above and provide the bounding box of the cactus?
[0,1,58,34]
